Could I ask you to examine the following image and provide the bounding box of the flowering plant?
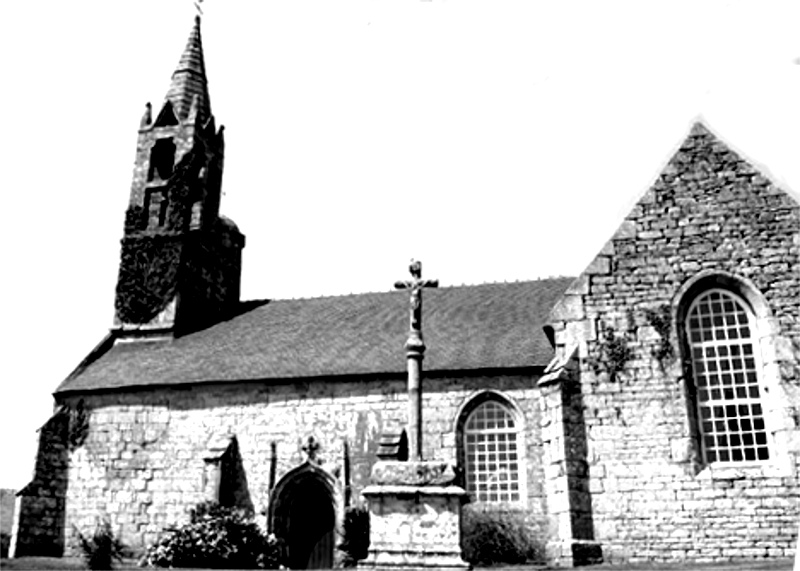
[144,502,285,569]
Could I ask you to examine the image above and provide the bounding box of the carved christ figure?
[394,259,438,460]
[396,259,438,341]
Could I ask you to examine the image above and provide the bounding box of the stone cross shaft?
[394,259,438,461]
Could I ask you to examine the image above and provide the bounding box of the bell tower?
[114,16,245,338]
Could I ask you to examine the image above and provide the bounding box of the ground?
[0,558,794,570]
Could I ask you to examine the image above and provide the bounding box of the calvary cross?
[394,259,439,461]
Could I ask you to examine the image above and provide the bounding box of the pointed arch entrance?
[269,462,338,569]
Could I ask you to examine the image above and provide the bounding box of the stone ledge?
[360,549,470,571]
[370,461,458,487]
[360,564,470,571]
[696,460,794,480]
[362,485,468,498]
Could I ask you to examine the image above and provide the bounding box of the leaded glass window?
[686,289,770,463]
[464,401,521,503]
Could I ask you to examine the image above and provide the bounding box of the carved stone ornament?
[302,435,321,464]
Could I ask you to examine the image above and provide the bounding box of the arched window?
[462,398,523,504]
[685,288,770,464]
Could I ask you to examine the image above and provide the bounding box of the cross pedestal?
[360,462,470,571]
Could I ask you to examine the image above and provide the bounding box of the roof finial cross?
[302,435,321,464]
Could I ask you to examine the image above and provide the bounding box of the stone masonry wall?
[12,408,70,557]
[548,123,800,564]
[59,372,545,555]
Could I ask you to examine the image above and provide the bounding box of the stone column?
[405,333,424,461]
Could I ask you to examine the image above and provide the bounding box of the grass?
[2,557,793,571]
[1,557,88,569]
[0,558,214,570]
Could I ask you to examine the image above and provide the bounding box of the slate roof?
[55,278,573,395]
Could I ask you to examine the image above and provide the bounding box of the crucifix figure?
[394,259,439,461]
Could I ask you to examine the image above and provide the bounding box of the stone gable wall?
[59,372,544,555]
[548,123,800,564]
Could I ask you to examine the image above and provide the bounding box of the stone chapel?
[11,15,800,568]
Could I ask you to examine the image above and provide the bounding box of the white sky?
[1,1,799,490]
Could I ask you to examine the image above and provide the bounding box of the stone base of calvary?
[361,461,469,571]
[361,261,470,571]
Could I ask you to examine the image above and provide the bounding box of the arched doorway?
[270,466,336,569]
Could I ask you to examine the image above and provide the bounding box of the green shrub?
[144,501,283,569]
[338,505,369,566]
[460,507,542,566]
[75,519,125,570]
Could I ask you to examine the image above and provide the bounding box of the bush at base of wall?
[461,506,544,566]
[75,519,125,570]
[339,505,370,567]
[143,502,284,569]
[1,532,10,558]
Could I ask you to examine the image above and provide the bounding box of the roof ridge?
[443,276,575,288]
[245,275,577,304]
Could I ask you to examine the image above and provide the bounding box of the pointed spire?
[165,15,211,124]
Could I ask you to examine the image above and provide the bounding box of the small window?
[463,400,523,503]
[143,188,169,228]
[147,138,176,182]
[685,288,770,463]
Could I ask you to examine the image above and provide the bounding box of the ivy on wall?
[114,231,241,327]
[114,235,183,324]
[590,327,634,382]
[113,134,241,328]
[124,205,146,233]
[645,305,675,369]
[165,146,203,232]
[176,233,241,331]
[114,140,209,325]
[590,311,635,382]
[67,399,89,451]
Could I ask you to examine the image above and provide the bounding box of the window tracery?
[684,288,770,463]
[461,397,524,504]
